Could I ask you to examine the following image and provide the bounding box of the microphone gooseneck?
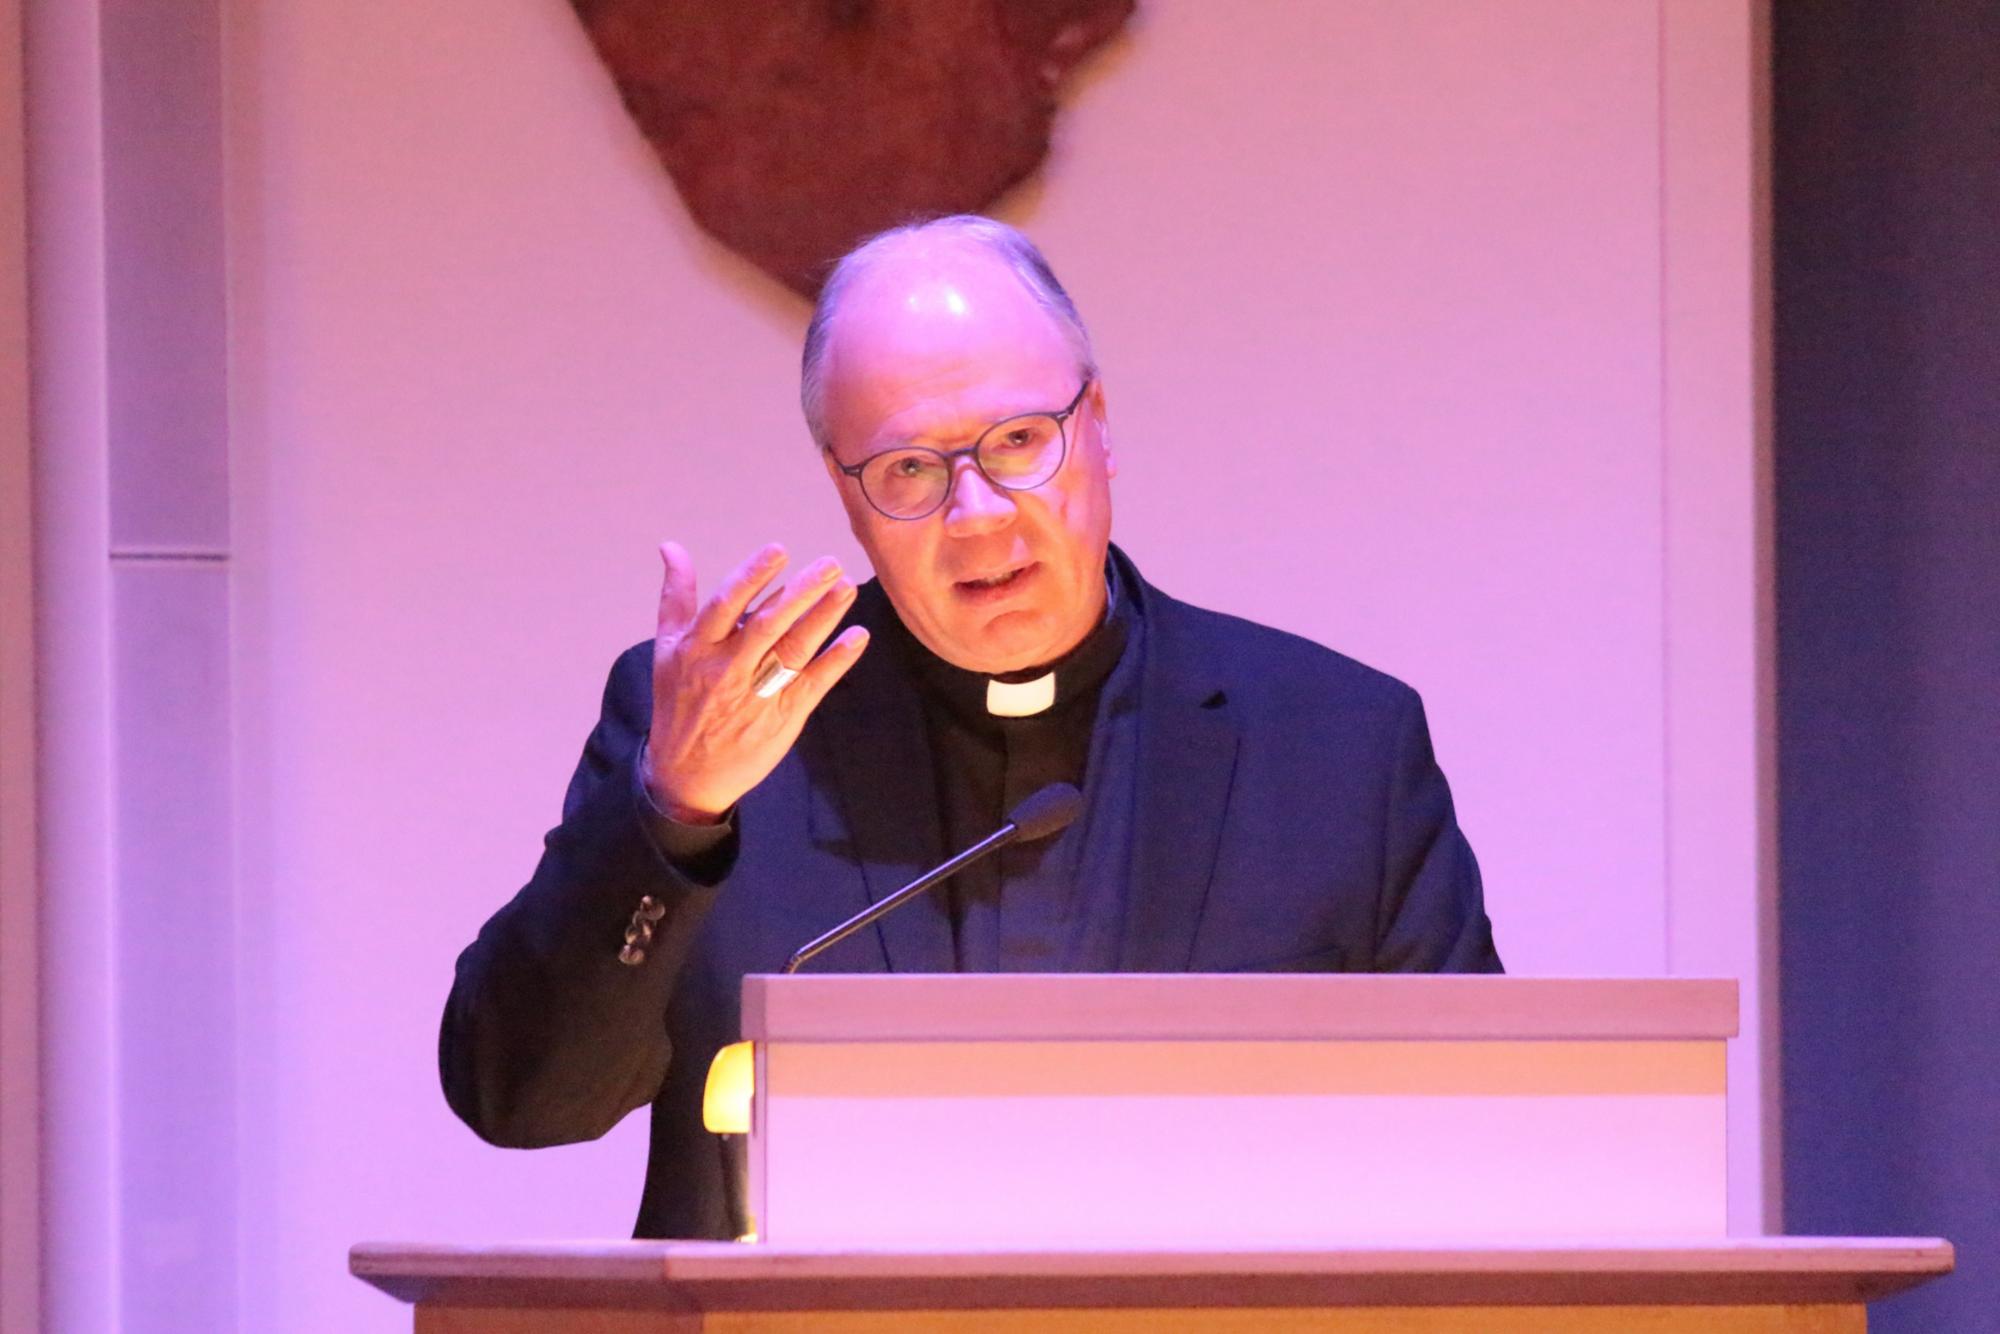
[783,782,1083,974]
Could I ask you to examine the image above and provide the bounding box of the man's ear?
[1089,382,1115,479]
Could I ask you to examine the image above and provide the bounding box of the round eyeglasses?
[829,379,1092,521]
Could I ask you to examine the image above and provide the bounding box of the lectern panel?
[744,978,1732,1248]
[761,1042,1724,1246]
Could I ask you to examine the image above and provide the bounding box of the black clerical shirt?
[888,566,1140,972]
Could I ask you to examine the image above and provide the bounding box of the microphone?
[783,781,1084,974]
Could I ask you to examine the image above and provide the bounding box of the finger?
[738,582,785,628]
[768,577,858,669]
[738,557,844,657]
[692,543,787,644]
[787,625,870,712]
[657,541,698,639]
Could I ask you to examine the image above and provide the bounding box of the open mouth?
[955,563,1038,596]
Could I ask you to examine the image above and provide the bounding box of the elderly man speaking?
[441,216,1502,1240]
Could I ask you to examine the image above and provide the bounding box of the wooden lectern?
[355,977,1953,1330]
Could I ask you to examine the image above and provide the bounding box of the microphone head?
[1008,782,1084,842]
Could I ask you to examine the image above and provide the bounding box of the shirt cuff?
[633,743,740,885]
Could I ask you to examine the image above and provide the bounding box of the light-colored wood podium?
[356,978,1953,1330]
[351,1237,1953,1331]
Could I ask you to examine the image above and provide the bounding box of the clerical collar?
[894,564,1130,726]
[985,672,1056,718]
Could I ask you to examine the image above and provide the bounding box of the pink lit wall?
[2,1,40,1327]
[32,1,1769,1330]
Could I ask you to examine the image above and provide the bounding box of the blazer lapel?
[1119,569,1241,971]
[804,585,956,974]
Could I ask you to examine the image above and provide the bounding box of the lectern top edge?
[741,974,1738,1043]
[347,1237,1955,1313]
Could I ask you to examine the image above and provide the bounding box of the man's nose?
[941,457,1016,536]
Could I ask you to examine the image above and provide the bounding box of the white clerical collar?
[985,672,1057,718]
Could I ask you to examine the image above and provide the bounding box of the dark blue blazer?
[440,550,1501,1238]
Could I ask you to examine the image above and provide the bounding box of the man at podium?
[440,215,1502,1239]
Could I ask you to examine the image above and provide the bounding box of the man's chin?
[943,609,1074,675]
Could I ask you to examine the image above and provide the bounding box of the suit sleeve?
[1372,686,1504,973]
[438,643,731,1147]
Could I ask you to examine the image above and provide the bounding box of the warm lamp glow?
[703,1040,754,1134]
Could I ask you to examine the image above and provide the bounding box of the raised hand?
[644,541,870,824]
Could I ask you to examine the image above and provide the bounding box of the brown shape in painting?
[571,0,1134,298]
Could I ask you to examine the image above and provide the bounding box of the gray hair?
[800,215,1098,450]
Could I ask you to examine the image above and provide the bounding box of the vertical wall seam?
[1657,0,1676,978]
[1749,0,1781,1235]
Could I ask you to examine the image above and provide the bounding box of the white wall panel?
[109,562,237,1331]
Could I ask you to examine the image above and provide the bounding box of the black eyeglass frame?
[827,377,1094,521]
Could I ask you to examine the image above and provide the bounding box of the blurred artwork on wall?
[570,0,1134,298]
